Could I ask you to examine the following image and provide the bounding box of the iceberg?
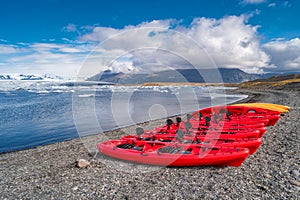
[0,73,63,81]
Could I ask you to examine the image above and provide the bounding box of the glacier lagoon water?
[0,81,247,153]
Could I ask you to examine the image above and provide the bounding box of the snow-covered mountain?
[0,74,63,81]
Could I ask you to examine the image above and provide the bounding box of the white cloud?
[1,42,93,78]
[63,23,77,32]
[0,39,9,43]
[0,44,25,54]
[79,27,122,42]
[241,0,266,4]
[282,1,291,7]
[268,2,276,7]
[78,16,270,75]
[30,42,89,53]
[184,15,269,73]
[79,19,175,43]
[263,38,300,72]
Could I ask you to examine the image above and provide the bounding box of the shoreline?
[0,88,299,199]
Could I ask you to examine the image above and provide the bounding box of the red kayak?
[98,140,249,167]
[193,122,266,130]
[121,135,262,154]
[194,126,267,137]
[155,120,266,135]
[219,116,269,125]
[200,105,280,115]
[155,126,267,138]
[154,116,267,138]
[157,121,266,133]
[195,119,269,127]
[197,137,261,154]
[152,129,259,138]
[188,116,270,127]
[142,127,261,139]
[197,105,280,126]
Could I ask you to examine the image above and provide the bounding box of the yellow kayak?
[250,103,290,112]
[233,103,289,113]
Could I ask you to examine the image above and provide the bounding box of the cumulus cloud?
[78,16,270,75]
[184,16,269,73]
[79,19,175,43]
[79,27,121,42]
[263,38,300,72]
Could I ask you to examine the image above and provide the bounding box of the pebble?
[289,180,300,187]
[290,169,299,177]
[73,186,78,191]
[75,159,90,168]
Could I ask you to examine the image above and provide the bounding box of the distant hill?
[239,74,300,91]
[245,74,300,82]
[87,68,267,84]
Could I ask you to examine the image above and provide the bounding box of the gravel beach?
[0,88,299,199]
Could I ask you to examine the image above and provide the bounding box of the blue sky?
[0,0,300,77]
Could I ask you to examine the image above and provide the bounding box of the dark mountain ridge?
[87,68,299,84]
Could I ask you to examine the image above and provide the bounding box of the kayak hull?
[98,140,249,167]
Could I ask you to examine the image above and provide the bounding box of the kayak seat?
[181,150,192,154]
[161,139,173,142]
[182,139,194,144]
[157,146,182,154]
[132,146,143,151]
[117,143,135,149]
[140,137,152,141]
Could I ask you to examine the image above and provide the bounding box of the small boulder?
[75,159,90,168]
[291,169,299,177]
[289,180,300,187]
